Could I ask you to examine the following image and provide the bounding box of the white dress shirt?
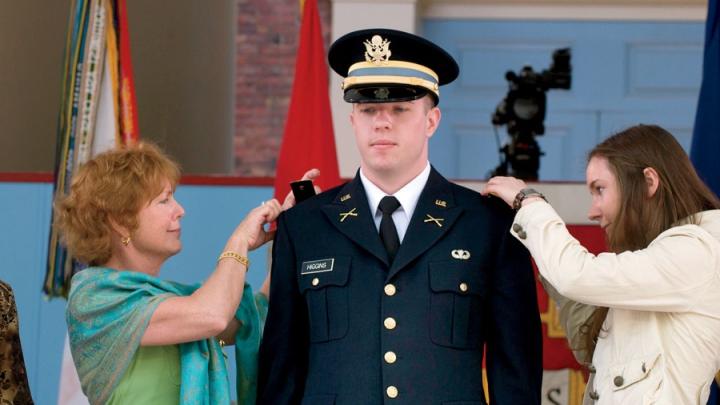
[359,163,431,243]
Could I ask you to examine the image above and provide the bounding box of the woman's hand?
[481,176,528,208]
[282,168,322,210]
[226,199,283,252]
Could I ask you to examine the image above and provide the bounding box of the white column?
[330,0,419,178]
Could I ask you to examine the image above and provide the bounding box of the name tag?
[301,258,335,274]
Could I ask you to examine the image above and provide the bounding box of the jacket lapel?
[388,168,463,280]
[321,175,390,266]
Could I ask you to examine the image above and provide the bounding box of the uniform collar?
[359,162,431,221]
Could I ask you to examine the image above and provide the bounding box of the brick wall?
[234,0,332,176]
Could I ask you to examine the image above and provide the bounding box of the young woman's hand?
[481,176,528,208]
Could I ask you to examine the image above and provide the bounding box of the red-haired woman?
[57,142,313,405]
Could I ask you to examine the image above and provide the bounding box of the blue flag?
[693,3,720,404]
[691,0,720,197]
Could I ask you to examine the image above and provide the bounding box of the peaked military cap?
[328,28,459,105]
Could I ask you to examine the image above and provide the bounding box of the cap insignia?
[364,35,391,64]
[374,87,390,100]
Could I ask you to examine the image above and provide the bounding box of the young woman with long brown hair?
[483,124,720,404]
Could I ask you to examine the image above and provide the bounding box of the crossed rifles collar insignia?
[424,199,447,227]
[339,208,358,222]
[424,214,444,227]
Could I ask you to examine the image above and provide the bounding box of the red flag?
[273,0,340,201]
[116,0,140,143]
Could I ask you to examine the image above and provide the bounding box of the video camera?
[491,48,572,180]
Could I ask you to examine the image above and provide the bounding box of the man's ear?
[349,105,358,129]
[643,167,660,198]
[426,106,441,138]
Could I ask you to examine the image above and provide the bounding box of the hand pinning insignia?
[339,208,358,222]
[451,249,471,260]
[424,214,444,227]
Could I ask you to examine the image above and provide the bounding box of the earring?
[121,236,131,246]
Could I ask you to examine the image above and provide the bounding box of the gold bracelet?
[217,338,228,359]
[217,251,250,270]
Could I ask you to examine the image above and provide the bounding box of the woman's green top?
[107,345,181,405]
[67,267,267,405]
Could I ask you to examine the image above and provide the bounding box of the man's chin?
[365,157,396,170]
[361,162,399,177]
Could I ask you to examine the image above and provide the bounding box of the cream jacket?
[513,203,720,405]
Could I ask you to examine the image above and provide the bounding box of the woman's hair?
[578,124,720,362]
[592,124,719,251]
[54,142,181,266]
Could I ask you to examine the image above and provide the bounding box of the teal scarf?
[66,267,267,405]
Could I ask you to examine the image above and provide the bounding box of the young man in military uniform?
[258,28,542,404]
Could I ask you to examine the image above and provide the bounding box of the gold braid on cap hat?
[341,34,440,97]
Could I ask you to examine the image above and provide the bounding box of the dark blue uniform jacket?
[258,168,542,405]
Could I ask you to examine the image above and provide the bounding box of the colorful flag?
[272,0,340,202]
[53,1,139,403]
[44,0,139,298]
[691,0,720,196]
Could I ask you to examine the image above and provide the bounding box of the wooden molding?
[421,0,707,21]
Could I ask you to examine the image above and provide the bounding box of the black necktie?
[378,196,401,264]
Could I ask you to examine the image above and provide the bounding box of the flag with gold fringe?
[44,0,139,298]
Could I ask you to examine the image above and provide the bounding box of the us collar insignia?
[364,35,391,64]
[435,199,447,208]
[340,193,352,202]
[424,214,444,227]
[339,207,358,222]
